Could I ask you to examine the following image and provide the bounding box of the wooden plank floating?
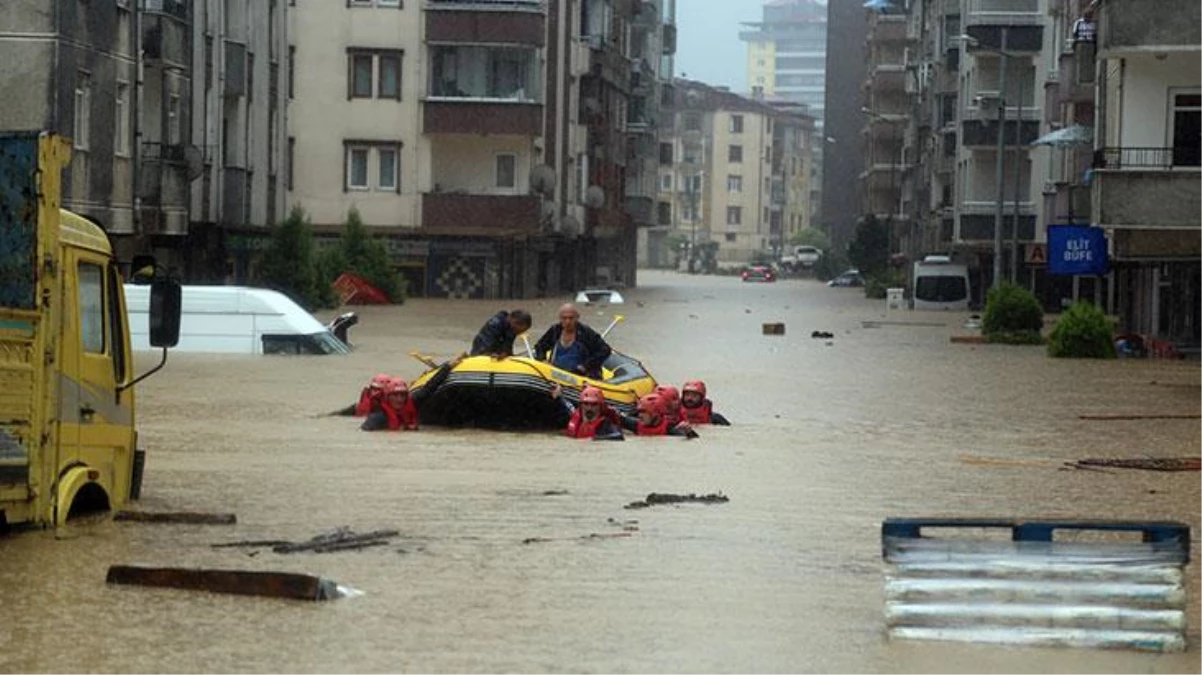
[881,518,1191,653]
[114,511,236,525]
[1078,414,1201,421]
[105,565,344,601]
[761,322,785,335]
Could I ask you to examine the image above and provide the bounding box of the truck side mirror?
[149,280,182,348]
[130,254,157,284]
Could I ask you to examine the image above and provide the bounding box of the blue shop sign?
[1047,225,1108,276]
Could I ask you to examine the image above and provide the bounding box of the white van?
[124,285,350,355]
[912,256,971,311]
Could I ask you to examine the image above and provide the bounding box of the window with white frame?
[726,206,742,225]
[728,144,743,163]
[495,153,517,190]
[74,72,91,150]
[346,143,402,191]
[729,115,744,133]
[1170,89,1201,167]
[114,82,130,156]
[352,0,400,6]
[727,174,742,193]
[660,173,672,191]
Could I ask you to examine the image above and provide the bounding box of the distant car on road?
[827,269,865,287]
[742,265,776,283]
[575,289,625,305]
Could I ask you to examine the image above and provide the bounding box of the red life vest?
[636,416,669,436]
[566,407,619,439]
[680,400,713,424]
[354,388,383,417]
[382,397,420,431]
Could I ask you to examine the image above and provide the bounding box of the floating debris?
[811,330,834,339]
[624,492,729,509]
[1064,458,1200,473]
[211,527,400,554]
[115,511,236,525]
[763,323,785,335]
[1078,414,1201,421]
[106,565,352,601]
[541,489,570,496]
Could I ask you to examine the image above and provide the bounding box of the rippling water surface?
[2,271,1198,673]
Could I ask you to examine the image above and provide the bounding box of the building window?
[763,206,770,223]
[351,54,373,98]
[349,50,404,99]
[659,142,673,164]
[352,0,401,5]
[378,53,401,99]
[288,46,295,98]
[79,263,105,354]
[726,206,742,225]
[378,148,398,190]
[287,136,295,190]
[430,46,538,100]
[683,113,701,132]
[495,153,517,190]
[1171,90,1201,167]
[660,173,672,191]
[346,143,402,191]
[656,201,671,225]
[167,94,181,145]
[114,82,130,157]
[728,145,743,163]
[725,232,737,242]
[727,175,742,193]
[729,115,744,133]
[347,147,369,189]
[74,71,91,150]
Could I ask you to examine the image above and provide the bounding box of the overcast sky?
[674,0,764,92]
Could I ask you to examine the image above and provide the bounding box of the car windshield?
[601,351,649,385]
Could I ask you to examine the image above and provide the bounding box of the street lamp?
[960,31,1020,289]
[862,106,904,272]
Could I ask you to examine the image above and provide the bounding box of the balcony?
[141,0,187,21]
[1098,0,1201,56]
[1044,183,1091,223]
[964,0,1041,26]
[662,23,677,55]
[960,118,1040,147]
[1057,47,1095,105]
[423,100,542,135]
[421,192,541,235]
[425,44,543,134]
[960,200,1035,216]
[425,0,545,47]
[957,212,1036,242]
[869,15,908,42]
[1092,147,1201,230]
[141,12,189,67]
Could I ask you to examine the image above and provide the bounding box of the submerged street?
[2,271,1199,673]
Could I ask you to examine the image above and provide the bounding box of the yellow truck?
[0,132,181,531]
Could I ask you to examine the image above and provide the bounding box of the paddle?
[601,314,625,338]
[408,351,439,369]
[519,332,536,359]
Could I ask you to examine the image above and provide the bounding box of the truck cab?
[0,133,180,530]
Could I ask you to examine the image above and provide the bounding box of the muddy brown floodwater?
[2,270,1199,673]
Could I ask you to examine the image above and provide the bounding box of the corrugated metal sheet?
[882,518,1190,653]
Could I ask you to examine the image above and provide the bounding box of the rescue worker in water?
[678,380,731,426]
[551,384,624,440]
[331,354,463,431]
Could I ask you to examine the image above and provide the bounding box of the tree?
[846,214,889,279]
[788,227,831,251]
[258,206,330,309]
[337,208,404,302]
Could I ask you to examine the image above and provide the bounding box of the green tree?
[846,214,889,279]
[788,227,831,251]
[337,207,404,303]
[259,206,330,309]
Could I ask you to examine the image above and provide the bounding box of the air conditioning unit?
[1042,181,1057,195]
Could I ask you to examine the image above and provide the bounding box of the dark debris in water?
[624,492,729,509]
[212,527,401,554]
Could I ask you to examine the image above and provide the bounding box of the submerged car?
[742,265,776,282]
[827,269,865,287]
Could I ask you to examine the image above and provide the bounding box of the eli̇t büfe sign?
[1047,225,1108,276]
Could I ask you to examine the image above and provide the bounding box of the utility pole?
[1010,62,1023,284]
[991,26,1009,291]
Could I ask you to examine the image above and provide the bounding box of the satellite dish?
[529,164,556,197]
[585,185,605,208]
[560,214,580,235]
[184,145,205,182]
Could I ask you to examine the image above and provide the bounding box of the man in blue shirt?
[533,303,612,378]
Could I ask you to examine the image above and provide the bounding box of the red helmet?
[682,380,707,398]
[579,386,605,405]
[387,377,409,395]
[369,373,391,389]
[654,385,680,402]
[637,393,664,414]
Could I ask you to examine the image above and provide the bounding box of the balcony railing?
[1094,147,1201,170]
[965,0,1041,25]
[427,0,543,10]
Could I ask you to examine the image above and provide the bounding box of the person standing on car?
[533,303,612,378]
[470,309,533,358]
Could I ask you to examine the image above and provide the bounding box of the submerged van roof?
[126,285,323,327]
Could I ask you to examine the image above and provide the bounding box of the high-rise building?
[741,0,827,226]
[820,0,868,251]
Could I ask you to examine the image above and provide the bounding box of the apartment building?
[0,1,139,256]
[821,0,868,250]
[286,0,664,298]
[860,9,910,256]
[1090,0,1200,345]
[741,0,827,226]
[652,79,813,267]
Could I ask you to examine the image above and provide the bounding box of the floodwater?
[2,270,1199,673]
